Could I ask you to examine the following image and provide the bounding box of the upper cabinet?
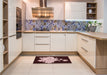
[8,0,16,36]
[87,3,97,19]
[65,2,86,20]
[0,0,3,38]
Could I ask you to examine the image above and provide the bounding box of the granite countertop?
[22,30,107,40]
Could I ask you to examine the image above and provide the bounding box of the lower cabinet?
[35,33,50,51]
[8,36,17,64]
[22,33,35,51]
[16,38,22,54]
[51,33,66,51]
[66,33,77,51]
[0,40,3,73]
[22,33,77,52]
[78,35,96,68]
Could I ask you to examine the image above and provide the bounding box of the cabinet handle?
[81,38,88,42]
[81,47,88,52]
[35,36,49,38]
[9,34,16,37]
[36,43,49,45]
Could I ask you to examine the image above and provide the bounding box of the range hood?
[32,0,54,19]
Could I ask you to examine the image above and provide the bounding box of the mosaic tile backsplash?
[25,20,90,31]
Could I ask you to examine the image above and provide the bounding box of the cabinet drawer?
[35,45,50,51]
[79,35,89,45]
[35,37,50,44]
[35,33,50,37]
[80,46,89,55]
[51,33,66,37]
[78,34,96,68]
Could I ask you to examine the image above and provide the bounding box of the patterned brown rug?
[33,56,71,64]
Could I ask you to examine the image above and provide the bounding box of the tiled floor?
[2,55,96,75]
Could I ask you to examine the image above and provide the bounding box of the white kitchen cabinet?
[0,40,3,73]
[0,19,2,39]
[35,45,50,51]
[0,52,3,73]
[47,0,64,20]
[78,35,96,68]
[51,33,66,51]
[8,0,16,36]
[0,0,3,39]
[35,33,50,51]
[66,34,77,51]
[8,36,17,64]
[22,33,35,51]
[87,37,96,68]
[16,38,22,54]
[65,2,86,19]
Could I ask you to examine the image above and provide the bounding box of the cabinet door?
[0,40,3,72]
[22,33,35,51]
[78,35,96,68]
[65,2,86,19]
[51,33,66,51]
[8,36,17,64]
[88,37,96,68]
[8,0,16,36]
[0,0,3,38]
[66,34,77,51]
[16,38,22,54]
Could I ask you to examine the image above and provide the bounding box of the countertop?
[22,31,107,40]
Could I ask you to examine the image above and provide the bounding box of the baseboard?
[78,53,96,73]
[96,68,107,74]
[0,52,22,75]
[21,51,78,56]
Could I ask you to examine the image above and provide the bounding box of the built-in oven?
[16,7,22,39]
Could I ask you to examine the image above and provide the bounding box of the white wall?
[48,0,65,20]
[94,0,104,32]
[23,0,39,20]
[95,0,104,20]
[16,0,23,8]
[104,0,107,33]
[23,0,94,20]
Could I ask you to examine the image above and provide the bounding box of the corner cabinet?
[66,33,77,51]
[65,2,86,19]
